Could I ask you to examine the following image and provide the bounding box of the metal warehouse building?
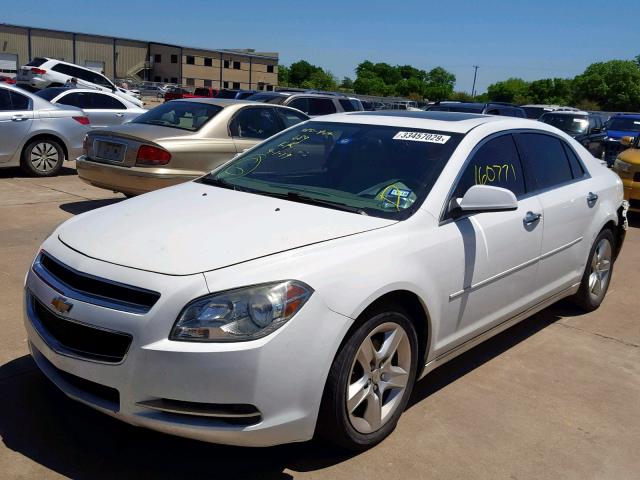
[0,23,279,90]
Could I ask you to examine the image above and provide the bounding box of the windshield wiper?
[199,176,241,191]
[263,191,368,215]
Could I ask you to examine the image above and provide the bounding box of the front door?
[434,133,544,355]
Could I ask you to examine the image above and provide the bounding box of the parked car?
[538,110,607,160]
[427,101,527,117]
[163,86,247,102]
[361,100,375,111]
[162,86,194,101]
[15,57,143,108]
[0,83,90,176]
[117,87,142,100]
[612,135,640,211]
[520,104,579,119]
[603,114,640,166]
[75,99,309,196]
[0,74,16,84]
[34,88,146,128]
[246,91,350,116]
[25,111,626,450]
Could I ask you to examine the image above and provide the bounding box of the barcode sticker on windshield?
[393,131,450,144]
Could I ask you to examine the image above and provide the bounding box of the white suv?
[16,58,143,107]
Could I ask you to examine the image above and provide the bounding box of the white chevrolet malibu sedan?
[24,111,627,450]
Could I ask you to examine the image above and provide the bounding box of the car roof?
[610,113,640,119]
[314,111,538,133]
[541,110,589,116]
[171,98,307,113]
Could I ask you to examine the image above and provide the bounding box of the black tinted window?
[89,93,126,109]
[307,98,336,116]
[26,58,47,67]
[516,133,573,190]
[9,91,30,110]
[230,107,281,139]
[276,108,308,128]
[563,143,586,178]
[57,92,88,108]
[452,134,525,201]
[287,98,309,114]
[339,98,356,112]
[0,89,12,110]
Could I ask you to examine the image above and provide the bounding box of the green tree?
[278,65,289,86]
[487,77,531,104]
[340,76,354,90]
[528,78,573,105]
[449,91,475,102]
[572,60,640,111]
[423,67,456,101]
[288,60,323,87]
[300,69,338,91]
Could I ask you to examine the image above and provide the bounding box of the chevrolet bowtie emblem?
[51,296,73,314]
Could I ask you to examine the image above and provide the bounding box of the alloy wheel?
[346,322,412,434]
[588,237,612,301]
[30,142,60,173]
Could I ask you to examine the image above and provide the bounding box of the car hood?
[606,129,638,141]
[57,182,396,275]
[95,122,197,143]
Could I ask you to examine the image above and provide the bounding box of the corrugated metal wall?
[115,39,147,79]
[0,25,29,67]
[75,34,114,77]
[31,29,73,62]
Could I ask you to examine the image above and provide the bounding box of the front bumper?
[24,239,351,446]
[76,156,198,195]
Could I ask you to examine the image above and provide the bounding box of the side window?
[0,89,12,110]
[485,108,500,115]
[451,134,526,202]
[515,133,573,191]
[339,98,356,112]
[57,92,89,108]
[562,142,586,179]
[307,98,336,116]
[88,93,126,109]
[287,97,309,115]
[9,91,30,110]
[276,108,308,128]
[230,107,280,139]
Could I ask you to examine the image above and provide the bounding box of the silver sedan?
[0,84,91,176]
[35,87,147,128]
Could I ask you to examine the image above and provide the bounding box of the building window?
[223,60,230,69]
[163,78,168,83]
[204,79,212,87]
[266,85,274,91]
[232,82,241,89]
[186,56,195,65]
[154,54,162,63]
[186,78,195,86]
[170,77,178,83]
[204,57,213,67]
[171,54,178,64]
[267,65,274,73]
[233,61,241,70]
[223,81,229,89]
[154,76,161,82]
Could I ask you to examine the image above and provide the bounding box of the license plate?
[95,141,125,162]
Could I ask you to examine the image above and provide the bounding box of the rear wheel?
[317,305,418,450]
[571,229,615,311]
[20,138,64,177]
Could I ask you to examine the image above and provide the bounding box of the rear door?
[515,132,594,296]
[435,133,544,352]
[83,93,129,127]
[0,88,34,163]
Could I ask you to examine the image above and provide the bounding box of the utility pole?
[471,65,479,98]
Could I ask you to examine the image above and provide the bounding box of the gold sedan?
[613,135,640,212]
[76,99,309,196]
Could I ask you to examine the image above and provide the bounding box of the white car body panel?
[24,112,625,446]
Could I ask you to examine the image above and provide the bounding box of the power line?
[471,65,479,98]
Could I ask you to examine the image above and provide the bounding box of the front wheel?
[571,229,615,311]
[317,306,418,450]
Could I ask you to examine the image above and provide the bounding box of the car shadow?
[0,301,578,479]
[59,197,124,215]
[627,211,639,229]
[0,166,77,179]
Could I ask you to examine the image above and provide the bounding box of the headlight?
[614,158,631,172]
[170,281,313,342]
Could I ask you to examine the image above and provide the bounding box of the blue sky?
[4,0,639,93]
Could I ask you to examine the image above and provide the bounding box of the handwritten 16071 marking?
[474,164,517,185]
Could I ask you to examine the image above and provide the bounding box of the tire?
[20,138,64,177]
[570,229,615,312]
[317,304,419,451]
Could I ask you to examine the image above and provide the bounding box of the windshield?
[25,58,47,67]
[540,113,589,134]
[607,117,640,132]
[522,106,554,119]
[245,93,286,104]
[132,101,222,131]
[202,122,463,220]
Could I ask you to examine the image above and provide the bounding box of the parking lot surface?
[0,164,638,479]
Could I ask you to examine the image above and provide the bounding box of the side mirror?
[456,185,518,213]
[591,127,601,134]
[620,136,635,146]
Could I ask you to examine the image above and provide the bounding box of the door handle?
[115,113,125,117]
[587,192,598,206]
[11,115,27,122]
[523,211,542,225]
